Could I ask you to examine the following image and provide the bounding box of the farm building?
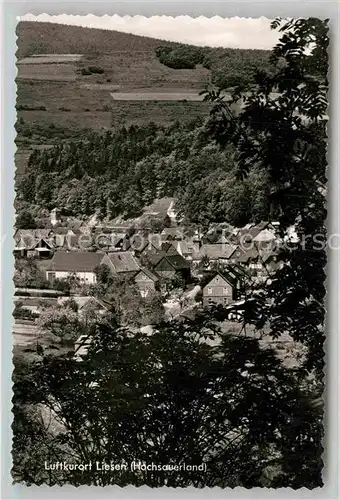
[171,240,201,260]
[14,234,54,258]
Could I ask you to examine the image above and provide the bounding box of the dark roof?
[52,227,69,235]
[106,252,140,273]
[144,251,165,267]
[15,229,53,241]
[161,227,184,240]
[230,244,275,264]
[236,222,273,242]
[48,251,104,272]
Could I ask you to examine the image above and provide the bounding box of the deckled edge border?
[2,2,339,499]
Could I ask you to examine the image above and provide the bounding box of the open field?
[17,53,84,82]
[17,63,77,82]
[16,22,211,135]
[14,21,236,175]
[18,54,84,64]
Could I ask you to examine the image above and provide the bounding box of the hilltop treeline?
[155,44,274,89]
[17,119,271,228]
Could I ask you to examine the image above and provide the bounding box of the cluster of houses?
[14,200,282,308]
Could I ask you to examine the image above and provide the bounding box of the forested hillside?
[16,21,273,228]
[17,119,270,228]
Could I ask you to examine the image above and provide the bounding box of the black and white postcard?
[11,14,328,489]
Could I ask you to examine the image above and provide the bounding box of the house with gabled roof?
[46,251,105,284]
[58,296,109,317]
[14,232,54,258]
[171,239,201,261]
[134,267,159,297]
[145,249,191,279]
[234,221,278,246]
[161,227,184,241]
[192,243,237,265]
[228,242,280,273]
[203,271,239,308]
[101,251,140,278]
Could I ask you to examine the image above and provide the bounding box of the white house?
[46,251,105,284]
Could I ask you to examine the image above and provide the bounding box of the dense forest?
[155,44,274,89]
[17,118,271,228]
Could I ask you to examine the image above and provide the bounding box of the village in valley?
[13,196,295,361]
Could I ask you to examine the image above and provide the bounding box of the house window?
[224,297,229,305]
[223,287,229,295]
[207,287,213,295]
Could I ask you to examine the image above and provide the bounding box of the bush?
[15,210,36,229]
[16,104,47,111]
[156,45,204,70]
[81,66,105,76]
[53,279,71,295]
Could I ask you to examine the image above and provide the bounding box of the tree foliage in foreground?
[204,17,328,374]
[12,318,323,487]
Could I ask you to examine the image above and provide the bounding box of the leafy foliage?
[204,17,328,373]
[155,44,275,89]
[12,318,323,487]
[17,121,271,227]
[14,258,51,289]
[15,210,36,229]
